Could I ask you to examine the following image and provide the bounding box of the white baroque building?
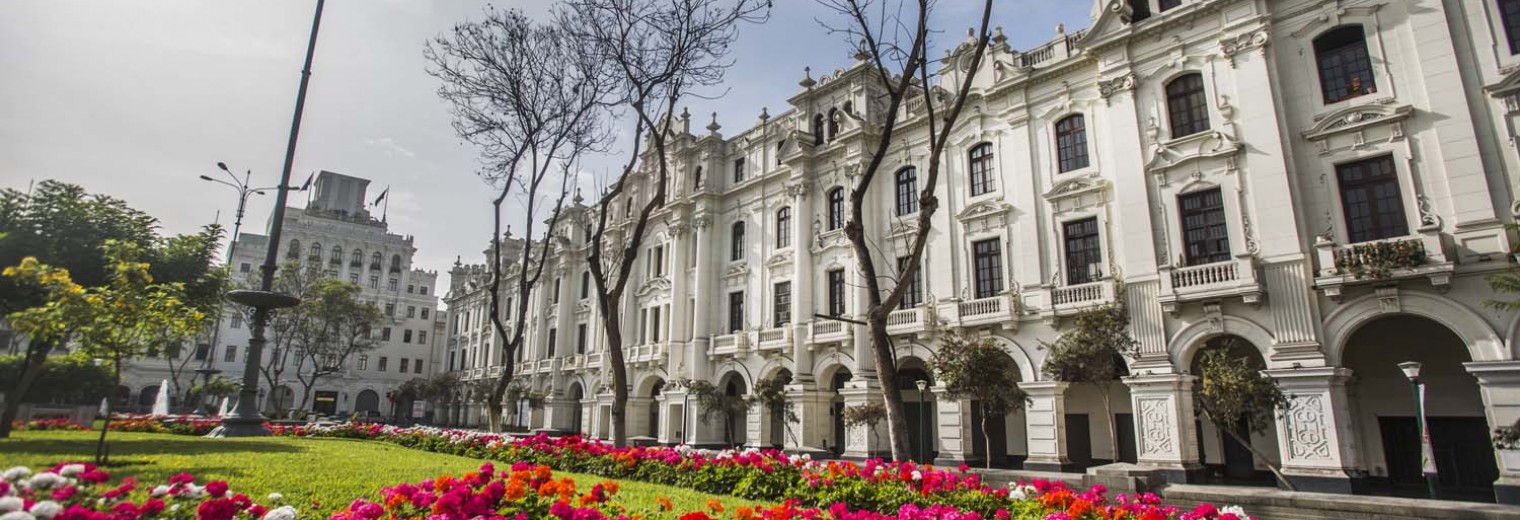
[440,0,1520,503]
[123,171,446,421]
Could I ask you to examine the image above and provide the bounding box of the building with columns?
[441,0,1520,503]
[120,171,445,420]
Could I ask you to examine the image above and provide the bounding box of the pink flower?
[205,481,229,498]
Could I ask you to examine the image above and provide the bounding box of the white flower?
[1220,505,1251,519]
[0,469,30,483]
[0,511,36,520]
[150,485,170,497]
[267,492,284,502]
[25,474,63,491]
[28,501,60,519]
[0,497,24,513]
[910,470,923,481]
[263,506,298,520]
[56,466,85,478]
[169,504,181,512]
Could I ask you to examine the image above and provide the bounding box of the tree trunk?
[981,407,993,470]
[867,321,912,461]
[1098,381,1118,465]
[1209,410,1297,491]
[603,312,629,447]
[96,355,121,465]
[0,341,52,438]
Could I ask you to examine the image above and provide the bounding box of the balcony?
[711,334,742,357]
[810,319,850,345]
[1313,230,1452,300]
[1158,257,1264,313]
[1047,279,1117,317]
[585,352,602,369]
[535,358,554,374]
[885,307,928,335]
[563,354,584,371]
[757,327,789,353]
[625,343,665,366]
[953,294,1018,329]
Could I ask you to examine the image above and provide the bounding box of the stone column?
[839,378,890,459]
[689,218,714,382]
[1021,381,1071,471]
[1467,361,1520,504]
[932,384,979,467]
[1124,374,1204,483]
[669,223,691,374]
[789,180,816,384]
[744,394,764,448]
[1264,367,1361,493]
[785,385,833,455]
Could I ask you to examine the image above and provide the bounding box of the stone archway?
[355,390,381,414]
[823,365,853,455]
[898,357,936,463]
[716,371,749,447]
[1188,335,1280,486]
[1343,314,1498,500]
[568,382,585,436]
[964,346,1029,470]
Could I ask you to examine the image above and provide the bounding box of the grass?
[0,431,762,515]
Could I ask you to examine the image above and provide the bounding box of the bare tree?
[427,6,611,432]
[290,280,384,411]
[257,261,325,417]
[815,0,997,460]
[562,0,768,448]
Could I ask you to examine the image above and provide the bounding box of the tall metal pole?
[215,0,326,437]
[1413,379,1438,499]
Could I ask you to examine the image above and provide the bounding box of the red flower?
[678,513,713,520]
[140,499,166,516]
[196,498,239,520]
[52,486,78,501]
[205,481,229,498]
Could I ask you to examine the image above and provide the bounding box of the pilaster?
[838,378,890,459]
[1123,374,1205,483]
[931,385,980,467]
[1264,367,1362,493]
[1021,381,1071,471]
[1466,361,1520,505]
[786,387,834,454]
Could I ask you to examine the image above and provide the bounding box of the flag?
[373,187,389,206]
[300,172,314,191]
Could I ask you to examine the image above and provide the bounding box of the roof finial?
[706,112,722,134]
[853,39,870,62]
[799,66,816,88]
[759,107,770,121]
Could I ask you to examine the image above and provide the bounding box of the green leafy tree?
[934,331,1029,469]
[1487,225,1520,312]
[258,262,327,417]
[291,280,384,412]
[688,380,751,447]
[1041,301,1139,464]
[148,224,229,407]
[1,258,90,438]
[842,402,887,451]
[1195,346,1295,490]
[754,371,798,447]
[190,376,240,405]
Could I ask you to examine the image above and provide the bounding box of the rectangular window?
[399,358,409,373]
[360,354,369,371]
[407,284,415,294]
[651,307,662,343]
[828,269,847,317]
[382,328,392,341]
[728,292,745,333]
[403,330,413,343]
[231,314,242,329]
[419,330,427,344]
[224,345,237,363]
[349,273,359,284]
[969,143,996,196]
[195,344,209,361]
[388,278,398,291]
[421,308,430,320]
[1179,188,1231,265]
[385,303,396,317]
[414,359,423,373]
[897,256,923,309]
[734,157,746,183]
[407,306,416,318]
[553,278,562,304]
[577,324,588,354]
[369,276,379,289]
[1063,218,1103,285]
[972,239,1004,299]
[420,286,429,295]
[774,282,791,326]
[547,328,558,356]
[240,263,252,273]
[378,357,389,372]
[1128,0,1151,21]
[1505,0,1520,54]
[1158,0,1181,10]
[1337,155,1409,243]
[580,271,591,299]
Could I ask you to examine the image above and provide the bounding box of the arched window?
[731,221,746,261]
[894,167,918,216]
[309,242,322,261]
[968,143,996,196]
[1165,73,1210,138]
[776,140,785,166]
[776,207,791,248]
[287,239,300,259]
[330,245,343,265]
[390,254,402,273]
[812,114,826,145]
[1055,114,1090,173]
[351,249,363,267]
[693,166,703,190]
[370,252,382,270]
[827,108,840,141]
[1314,25,1377,104]
[826,187,845,231]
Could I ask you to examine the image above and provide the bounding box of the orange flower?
[656,496,674,511]
[384,493,406,510]
[1066,498,1094,518]
[734,506,756,520]
[534,466,552,482]
[505,480,527,501]
[602,481,620,495]
[706,499,724,514]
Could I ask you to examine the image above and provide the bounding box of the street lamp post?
[1399,361,1439,500]
[212,0,327,437]
[914,380,928,463]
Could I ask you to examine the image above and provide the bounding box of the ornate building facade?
[443,0,1520,503]
[123,171,446,420]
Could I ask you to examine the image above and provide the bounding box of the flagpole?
[383,185,390,223]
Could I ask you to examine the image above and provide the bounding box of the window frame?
[776,206,792,248]
[1165,73,1211,139]
[773,281,791,327]
[728,291,745,333]
[1313,25,1378,105]
[1335,154,1410,244]
[968,142,996,196]
[971,238,1004,300]
[1055,114,1091,173]
[827,269,847,317]
[1177,188,1232,266]
[1062,217,1104,285]
[896,256,923,309]
[731,221,746,261]
[894,167,919,216]
[1503,0,1520,55]
[826,188,845,231]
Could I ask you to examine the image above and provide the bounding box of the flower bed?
[0,462,290,520]
[10,419,89,432]
[265,424,1251,520]
[104,414,222,436]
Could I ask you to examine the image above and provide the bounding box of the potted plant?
[1494,418,1520,469]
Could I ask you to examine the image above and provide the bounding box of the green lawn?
[0,431,760,515]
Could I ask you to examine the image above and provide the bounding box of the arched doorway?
[648,379,665,438]
[568,383,585,436]
[355,390,381,414]
[1189,336,1278,485]
[969,349,1027,469]
[717,372,748,447]
[138,385,160,410]
[829,367,853,455]
[765,368,793,448]
[113,385,130,408]
[1345,315,1497,500]
[1064,352,1134,471]
[899,360,936,463]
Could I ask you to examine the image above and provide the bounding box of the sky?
[0,0,1092,284]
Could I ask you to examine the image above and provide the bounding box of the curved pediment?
[635,276,671,298]
[1043,176,1109,201]
[956,200,1013,223]
[1301,103,1412,142]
